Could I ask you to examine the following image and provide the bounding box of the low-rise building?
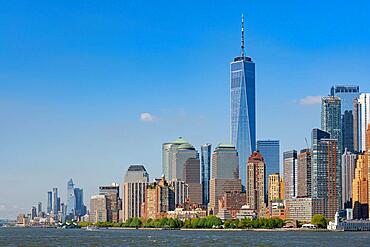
[285,197,324,222]
[167,207,207,220]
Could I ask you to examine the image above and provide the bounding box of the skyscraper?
[331,85,359,152]
[183,157,202,205]
[257,140,280,196]
[122,165,149,221]
[311,128,339,219]
[283,150,297,200]
[52,188,58,213]
[230,15,256,188]
[201,143,211,206]
[321,96,342,208]
[162,137,188,180]
[297,148,311,197]
[357,93,370,151]
[66,179,76,216]
[246,151,266,216]
[172,142,198,181]
[268,173,280,203]
[256,140,280,178]
[99,183,120,222]
[37,202,42,215]
[341,149,357,208]
[47,191,52,214]
[209,144,242,214]
[74,187,86,217]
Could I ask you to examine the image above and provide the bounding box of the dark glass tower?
[201,143,211,205]
[230,15,256,189]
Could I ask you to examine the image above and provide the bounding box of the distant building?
[143,176,175,219]
[52,188,58,213]
[211,144,239,179]
[352,154,368,219]
[37,202,42,215]
[208,144,242,214]
[331,85,359,152]
[90,195,107,223]
[230,16,256,189]
[168,179,188,207]
[285,197,324,222]
[122,165,149,222]
[321,96,342,208]
[99,183,121,222]
[297,148,311,197]
[283,150,297,199]
[183,157,202,205]
[30,206,37,220]
[47,191,52,214]
[311,128,339,219]
[218,191,246,219]
[66,179,76,217]
[269,200,285,220]
[172,142,198,181]
[201,143,212,206]
[342,149,357,208]
[74,188,86,217]
[268,173,280,204]
[257,140,280,187]
[357,93,370,151]
[162,137,189,180]
[167,207,207,220]
[246,151,266,215]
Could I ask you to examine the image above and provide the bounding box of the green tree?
[311,214,328,228]
[129,217,142,228]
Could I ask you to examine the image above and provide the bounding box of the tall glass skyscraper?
[47,191,52,214]
[330,85,359,152]
[201,143,211,205]
[230,15,256,188]
[256,140,280,178]
[66,179,75,216]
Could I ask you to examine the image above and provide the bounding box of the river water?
[0,228,369,246]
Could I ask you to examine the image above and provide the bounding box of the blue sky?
[1,0,370,219]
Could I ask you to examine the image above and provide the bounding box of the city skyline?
[2,1,370,219]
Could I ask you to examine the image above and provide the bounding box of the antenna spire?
[241,14,245,58]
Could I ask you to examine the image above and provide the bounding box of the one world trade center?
[230,15,256,189]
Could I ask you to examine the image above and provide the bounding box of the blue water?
[0,228,369,246]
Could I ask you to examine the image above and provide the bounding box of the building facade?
[99,184,120,222]
[183,157,202,205]
[47,191,52,214]
[297,148,311,197]
[122,165,149,222]
[90,195,107,223]
[211,144,239,179]
[66,179,75,217]
[342,149,357,208]
[285,197,324,222]
[357,93,370,151]
[268,173,280,204]
[201,143,211,206]
[283,150,297,200]
[246,151,266,215]
[162,137,188,180]
[352,154,368,219]
[257,140,280,183]
[230,16,256,188]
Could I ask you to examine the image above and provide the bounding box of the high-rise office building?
[52,188,58,213]
[99,183,120,222]
[122,165,149,221]
[352,154,368,219]
[211,144,239,179]
[283,150,297,200]
[246,151,266,215]
[357,93,370,151]
[30,206,37,220]
[162,137,188,180]
[201,143,211,206]
[66,179,76,216]
[230,15,256,188]
[90,195,107,223]
[257,140,280,180]
[171,143,198,181]
[74,188,86,217]
[209,144,242,214]
[341,149,357,208]
[331,85,359,152]
[268,173,280,203]
[297,148,311,197]
[311,128,339,219]
[353,98,360,152]
[168,179,188,207]
[37,202,42,215]
[321,96,342,209]
[183,157,202,205]
[47,191,52,214]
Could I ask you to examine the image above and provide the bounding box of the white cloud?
[299,96,322,105]
[139,112,157,122]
